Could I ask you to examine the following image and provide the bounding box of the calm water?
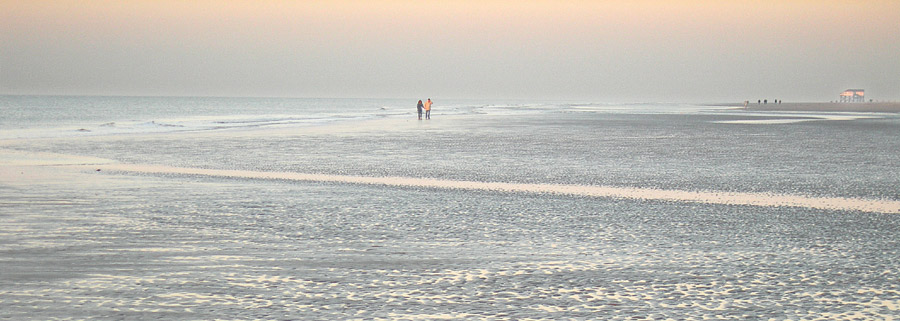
[2,96,899,320]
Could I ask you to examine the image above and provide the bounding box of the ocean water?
[1,95,899,320]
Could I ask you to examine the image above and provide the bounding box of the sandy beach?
[3,97,900,320]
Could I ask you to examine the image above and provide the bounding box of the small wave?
[144,121,184,128]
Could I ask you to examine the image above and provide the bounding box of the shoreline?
[0,114,468,147]
[715,102,900,113]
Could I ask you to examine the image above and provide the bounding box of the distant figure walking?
[424,98,432,120]
[417,100,424,120]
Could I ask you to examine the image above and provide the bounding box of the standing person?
[424,98,432,120]
[417,100,424,120]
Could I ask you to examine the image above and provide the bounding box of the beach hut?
[840,89,865,103]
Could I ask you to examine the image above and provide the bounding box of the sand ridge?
[94,163,900,214]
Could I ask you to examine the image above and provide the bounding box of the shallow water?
[2,96,899,320]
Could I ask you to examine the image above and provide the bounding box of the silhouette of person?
[417,100,424,120]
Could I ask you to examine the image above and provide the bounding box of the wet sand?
[7,147,898,214]
[3,109,900,320]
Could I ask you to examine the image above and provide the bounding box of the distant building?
[840,89,865,102]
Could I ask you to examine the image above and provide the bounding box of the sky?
[2,0,899,102]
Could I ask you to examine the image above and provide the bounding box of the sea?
[1,95,899,320]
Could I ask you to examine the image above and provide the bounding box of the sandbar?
[733,102,900,113]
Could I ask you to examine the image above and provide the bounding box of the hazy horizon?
[3,0,899,102]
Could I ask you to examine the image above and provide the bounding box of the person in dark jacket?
[417,100,424,120]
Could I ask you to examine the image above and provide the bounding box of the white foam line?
[97,164,900,214]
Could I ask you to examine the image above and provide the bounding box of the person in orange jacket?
[424,98,432,120]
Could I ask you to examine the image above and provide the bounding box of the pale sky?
[2,0,899,102]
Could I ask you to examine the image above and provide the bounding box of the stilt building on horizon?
[840,89,865,103]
